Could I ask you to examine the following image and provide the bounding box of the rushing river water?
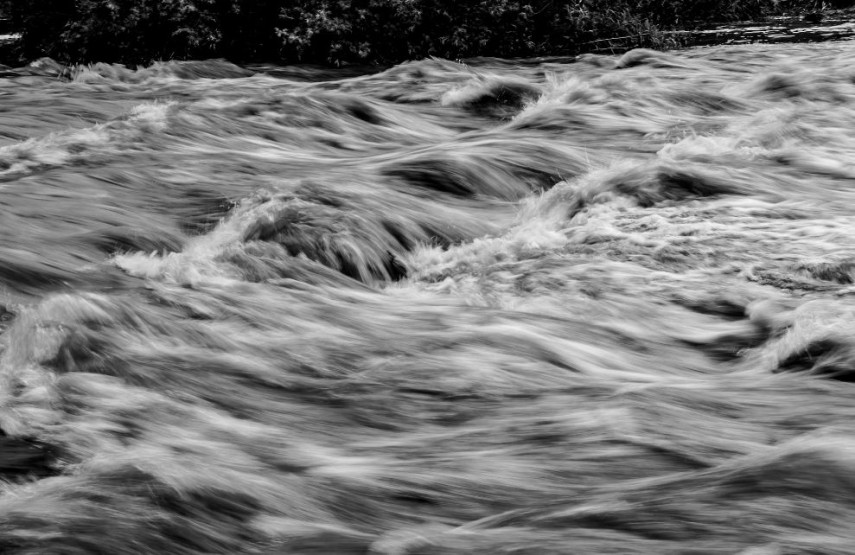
[2,42,855,553]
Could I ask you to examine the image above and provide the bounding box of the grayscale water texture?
[2,42,855,553]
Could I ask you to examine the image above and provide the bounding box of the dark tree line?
[5,0,817,66]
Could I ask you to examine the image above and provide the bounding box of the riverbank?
[551,8,855,54]
[4,7,855,69]
[5,1,853,67]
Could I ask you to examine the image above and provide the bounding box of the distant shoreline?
[2,7,855,68]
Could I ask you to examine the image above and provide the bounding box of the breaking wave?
[3,43,855,553]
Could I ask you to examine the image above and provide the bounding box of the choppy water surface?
[2,42,855,553]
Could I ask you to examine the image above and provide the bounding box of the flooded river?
[2,41,855,553]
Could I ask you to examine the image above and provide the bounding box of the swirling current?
[2,43,855,553]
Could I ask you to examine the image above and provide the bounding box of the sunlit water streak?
[2,42,855,553]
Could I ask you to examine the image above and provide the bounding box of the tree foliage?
[8,0,803,66]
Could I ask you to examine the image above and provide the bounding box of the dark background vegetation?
[0,0,840,67]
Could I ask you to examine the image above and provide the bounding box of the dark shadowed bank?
[3,0,854,66]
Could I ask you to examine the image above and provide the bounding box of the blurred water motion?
[1,45,855,553]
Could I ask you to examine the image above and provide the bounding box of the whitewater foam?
[1,44,855,553]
